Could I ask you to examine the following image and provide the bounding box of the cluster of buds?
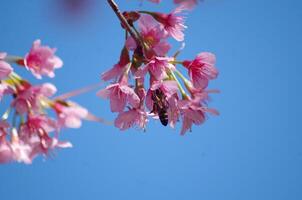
[0,40,88,164]
[99,0,219,134]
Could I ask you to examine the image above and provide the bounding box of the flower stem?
[107,0,142,47]
[174,68,193,91]
[169,70,188,99]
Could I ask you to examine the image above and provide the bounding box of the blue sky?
[0,0,301,199]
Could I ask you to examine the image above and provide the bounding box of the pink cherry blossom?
[114,108,148,130]
[97,76,140,112]
[24,39,63,79]
[0,52,13,79]
[12,82,57,114]
[0,121,12,163]
[178,94,219,135]
[152,7,187,41]
[0,139,13,163]
[17,114,72,160]
[54,101,88,129]
[101,47,130,81]
[0,83,8,101]
[183,52,218,89]
[167,94,180,128]
[10,129,32,164]
[135,56,175,81]
[126,15,170,56]
[174,0,198,9]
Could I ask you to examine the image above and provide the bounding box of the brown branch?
[107,0,142,47]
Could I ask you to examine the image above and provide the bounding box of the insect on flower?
[150,89,169,126]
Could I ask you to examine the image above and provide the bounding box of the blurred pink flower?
[24,40,63,79]
[10,129,32,164]
[0,121,12,164]
[54,102,88,129]
[183,52,218,89]
[174,0,198,9]
[0,52,13,79]
[17,114,72,160]
[12,82,57,114]
[0,83,8,101]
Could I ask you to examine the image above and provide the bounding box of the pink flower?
[97,76,140,112]
[10,129,32,164]
[0,83,9,101]
[24,39,63,79]
[135,57,175,81]
[54,101,88,129]
[114,108,148,130]
[12,82,57,114]
[101,47,130,81]
[167,94,180,128]
[178,94,219,135]
[0,121,12,164]
[18,115,54,156]
[183,52,218,89]
[174,0,198,9]
[126,15,171,56]
[18,114,72,161]
[152,7,187,41]
[0,139,13,163]
[0,52,13,79]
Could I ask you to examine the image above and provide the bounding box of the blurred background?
[0,0,301,199]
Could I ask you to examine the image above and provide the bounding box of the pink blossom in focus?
[24,40,63,79]
[101,47,130,81]
[152,7,187,41]
[0,52,13,79]
[183,52,218,89]
[135,57,175,81]
[114,108,148,130]
[97,76,140,113]
[126,15,171,56]
[178,94,219,135]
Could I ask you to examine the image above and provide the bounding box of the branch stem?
[107,0,141,46]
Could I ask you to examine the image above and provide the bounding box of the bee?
[151,89,169,126]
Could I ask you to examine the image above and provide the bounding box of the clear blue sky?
[1,0,301,199]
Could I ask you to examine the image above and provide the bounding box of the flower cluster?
[0,40,88,164]
[99,1,219,134]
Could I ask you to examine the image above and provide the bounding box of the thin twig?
[107,0,142,47]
